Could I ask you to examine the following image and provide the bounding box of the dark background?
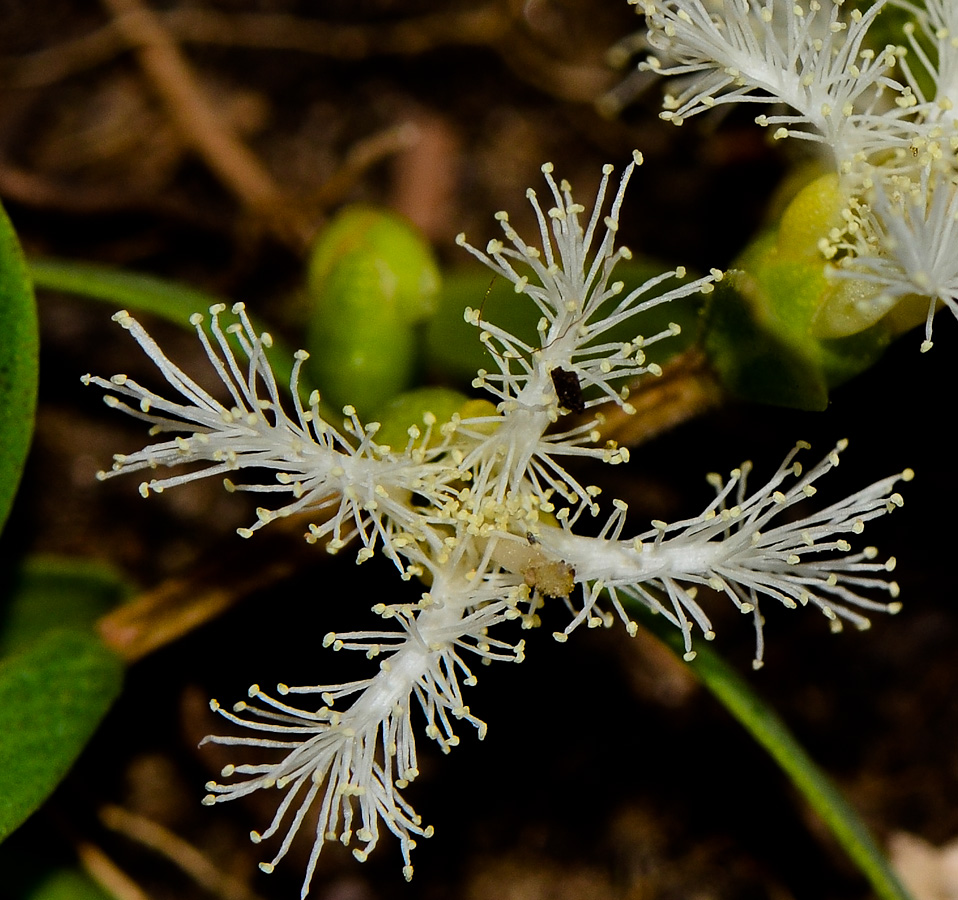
[1,2,955,899]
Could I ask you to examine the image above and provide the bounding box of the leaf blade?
[0,203,39,532]
[0,630,123,842]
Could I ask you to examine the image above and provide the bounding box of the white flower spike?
[635,0,958,348]
[86,156,909,893]
[831,165,958,352]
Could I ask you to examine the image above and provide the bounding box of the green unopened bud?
[372,387,473,451]
[308,206,440,324]
[306,206,441,414]
[705,173,893,410]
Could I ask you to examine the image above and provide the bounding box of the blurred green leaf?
[28,259,299,390]
[20,869,113,900]
[0,203,39,533]
[0,630,123,842]
[0,556,133,659]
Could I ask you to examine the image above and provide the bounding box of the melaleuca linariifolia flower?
[85,154,909,894]
[894,0,958,126]
[636,0,918,163]
[634,0,958,349]
[827,164,958,351]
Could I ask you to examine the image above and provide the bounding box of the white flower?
[896,0,958,125]
[86,156,910,892]
[202,560,527,895]
[455,151,719,508]
[535,440,909,668]
[636,0,917,165]
[82,305,455,572]
[830,165,958,351]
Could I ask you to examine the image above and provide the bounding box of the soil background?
[1,2,956,900]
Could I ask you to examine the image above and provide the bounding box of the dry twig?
[100,805,265,900]
[99,0,306,247]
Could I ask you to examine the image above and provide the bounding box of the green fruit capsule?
[704,173,893,411]
[307,248,417,415]
[308,206,441,324]
[306,206,441,415]
[372,387,476,451]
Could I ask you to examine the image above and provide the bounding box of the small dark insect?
[550,366,585,414]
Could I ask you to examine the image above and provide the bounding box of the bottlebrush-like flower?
[85,155,909,895]
[634,0,958,347]
[636,0,916,163]
[830,165,958,352]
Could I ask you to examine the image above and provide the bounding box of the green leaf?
[28,259,299,390]
[629,602,914,900]
[0,203,39,533]
[20,869,113,900]
[0,556,133,658]
[0,630,123,842]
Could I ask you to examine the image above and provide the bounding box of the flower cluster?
[84,152,909,896]
[637,0,958,350]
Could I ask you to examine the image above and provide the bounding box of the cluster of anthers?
[637,0,958,351]
[85,150,910,896]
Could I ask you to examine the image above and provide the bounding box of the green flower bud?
[372,387,474,451]
[306,206,441,414]
[705,174,892,410]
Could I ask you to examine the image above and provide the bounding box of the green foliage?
[307,206,441,415]
[629,600,913,900]
[16,869,113,900]
[0,203,39,532]
[704,176,891,410]
[0,558,130,843]
[0,630,123,842]
[28,259,299,389]
[0,556,133,658]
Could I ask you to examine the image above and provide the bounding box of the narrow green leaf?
[0,203,39,532]
[631,604,914,900]
[28,259,298,390]
[29,259,224,323]
[0,556,133,658]
[0,630,123,842]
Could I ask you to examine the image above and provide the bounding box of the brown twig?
[159,5,508,58]
[311,121,421,213]
[75,840,153,900]
[96,525,315,662]
[100,805,264,900]
[98,0,307,248]
[1,6,507,89]
[595,348,726,448]
[0,23,126,88]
